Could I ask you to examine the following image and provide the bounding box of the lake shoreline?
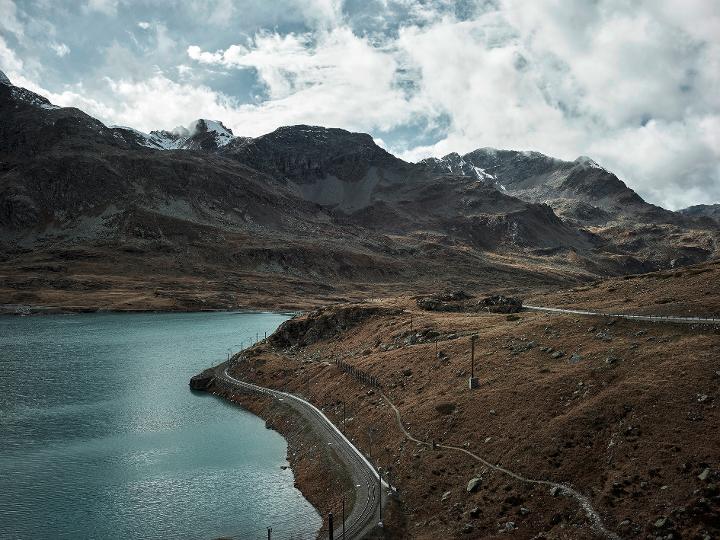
[0,303,301,317]
[205,378,356,540]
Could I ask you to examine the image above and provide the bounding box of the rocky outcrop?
[477,295,523,313]
[416,291,473,312]
[416,293,523,314]
[189,368,215,390]
[268,305,401,347]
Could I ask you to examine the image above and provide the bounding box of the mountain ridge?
[1,70,718,312]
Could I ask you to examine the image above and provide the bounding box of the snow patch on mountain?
[150,119,235,150]
[195,119,233,146]
[575,155,606,171]
[10,86,60,110]
[111,119,238,151]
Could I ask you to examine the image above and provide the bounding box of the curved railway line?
[215,365,386,539]
[524,305,720,324]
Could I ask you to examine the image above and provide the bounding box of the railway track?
[215,365,386,539]
[524,305,720,325]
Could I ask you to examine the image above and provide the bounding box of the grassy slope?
[225,264,720,539]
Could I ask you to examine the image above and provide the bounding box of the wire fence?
[334,358,381,388]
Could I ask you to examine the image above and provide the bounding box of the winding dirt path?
[380,390,620,540]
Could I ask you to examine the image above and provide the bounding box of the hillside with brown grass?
[216,264,720,539]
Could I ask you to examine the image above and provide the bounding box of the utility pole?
[469,335,479,389]
[329,512,334,540]
[471,336,475,377]
[378,467,383,524]
[341,401,346,434]
[267,527,271,540]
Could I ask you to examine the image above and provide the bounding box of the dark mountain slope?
[679,204,720,224]
[0,71,717,312]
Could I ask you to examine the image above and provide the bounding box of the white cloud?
[187,27,416,130]
[391,1,720,208]
[0,0,24,38]
[50,42,70,57]
[137,21,151,30]
[85,0,119,15]
[0,35,24,73]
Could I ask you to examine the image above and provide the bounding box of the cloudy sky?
[1,0,718,209]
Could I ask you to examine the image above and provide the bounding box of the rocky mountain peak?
[420,151,496,183]
[223,124,401,184]
[116,118,238,151]
[0,70,10,86]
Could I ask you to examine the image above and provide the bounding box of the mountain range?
[0,70,717,311]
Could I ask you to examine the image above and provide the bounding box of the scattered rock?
[462,523,474,534]
[595,332,612,341]
[551,351,564,359]
[698,468,711,481]
[441,491,452,502]
[697,394,710,403]
[468,507,480,518]
[654,516,668,528]
[568,353,583,364]
[549,486,562,497]
[402,368,413,377]
[605,356,620,364]
[519,507,530,516]
[504,521,516,531]
[467,477,482,493]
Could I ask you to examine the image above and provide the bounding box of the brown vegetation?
[220,266,720,539]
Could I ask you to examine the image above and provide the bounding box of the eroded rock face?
[268,305,401,348]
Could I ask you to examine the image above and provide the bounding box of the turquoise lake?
[0,312,322,540]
